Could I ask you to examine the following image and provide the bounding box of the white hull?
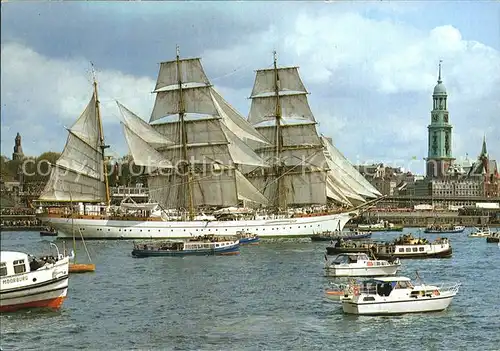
[342,294,455,315]
[326,265,400,277]
[43,212,355,239]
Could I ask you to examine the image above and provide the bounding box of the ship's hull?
[131,243,240,257]
[43,212,355,240]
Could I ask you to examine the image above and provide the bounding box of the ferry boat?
[469,226,493,238]
[324,253,400,277]
[36,53,381,241]
[342,276,460,315]
[131,236,240,257]
[310,230,372,242]
[374,235,453,260]
[424,224,465,234]
[235,230,260,245]
[0,244,69,312]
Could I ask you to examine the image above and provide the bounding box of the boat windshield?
[332,255,350,264]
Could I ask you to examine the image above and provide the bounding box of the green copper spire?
[426,60,454,178]
[480,135,488,158]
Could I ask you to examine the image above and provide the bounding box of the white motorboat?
[0,244,70,312]
[342,276,460,315]
[468,226,492,238]
[324,253,401,277]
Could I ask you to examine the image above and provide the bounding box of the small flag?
[411,156,417,160]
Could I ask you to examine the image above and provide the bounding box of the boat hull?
[342,294,455,315]
[486,236,499,243]
[358,227,403,232]
[423,228,465,234]
[43,212,354,240]
[0,275,69,312]
[311,232,372,241]
[40,231,58,237]
[238,237,260,245]
[325,265,400,277]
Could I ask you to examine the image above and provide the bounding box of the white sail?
[210,88,269,144]
[39,92,106,203]
[121,123,173,169]
[248,93,315,125]
[39,166,106,202]
[117,102,173,147]
[322,136,381,198]
[222,125,268,168]
[251,67,308,97]
[234,169,268,204]
[150,86,218,122]
[154,58,210,92]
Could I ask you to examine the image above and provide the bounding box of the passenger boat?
[324,253,400,277]
[310,230,372,242]
[131,236,240,257]
[469,226,493,238]
[0,244,69,312]
[357,220,403,232]
[486,232,500,243]
[342,276,460,315]
[40,227,58,237]
[424,224,465,234]
[235,230,260,245]
[374,235,453,260]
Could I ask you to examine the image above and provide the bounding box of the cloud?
[1,42,156,158]
[1,4,499,176]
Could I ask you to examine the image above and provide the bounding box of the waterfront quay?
[349,195,500,227]
[0,207,43,232]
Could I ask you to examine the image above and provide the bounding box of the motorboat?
[0,244,70,312]
[469,226,493,238]
[342,276,460,315]
[39,227,58,237]
[424,224,465,234]
[486,232,500,243]
[357,220,403,232]
[235,230,260,245]
[131,235,240,257]
[310,230,372,242]
[324,253,400,277]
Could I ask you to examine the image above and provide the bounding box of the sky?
[1,1,499,175]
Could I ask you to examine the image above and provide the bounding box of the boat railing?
[429,282,461,294]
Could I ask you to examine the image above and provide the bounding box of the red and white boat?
[0,244,70,312]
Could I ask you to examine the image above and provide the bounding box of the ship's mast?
[273,51,286,211]
[176,46,195,220]
[91,63,111,207]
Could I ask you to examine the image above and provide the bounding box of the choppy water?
[1,228,499,350]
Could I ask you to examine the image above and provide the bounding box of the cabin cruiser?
[469,226,493,238]
[324,253,400,277]
[342,276,460,315]
[0,244,70,312]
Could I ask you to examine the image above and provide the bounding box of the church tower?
[426,61,455,178]
[12,132,24,161]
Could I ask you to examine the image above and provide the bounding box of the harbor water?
[1,228,499,350]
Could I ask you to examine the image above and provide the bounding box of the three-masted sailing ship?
[39,50,380,239]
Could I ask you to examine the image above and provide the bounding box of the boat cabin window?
[332,255,349,264]
[419,247,425,252]
[405,248,411,252]
[13,259,26,274]
[395,281,411,289]
[412,247,418,252]
[0,262,7,277]
[398,248,404,252]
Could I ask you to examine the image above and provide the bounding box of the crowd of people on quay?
[0,207,42,229]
